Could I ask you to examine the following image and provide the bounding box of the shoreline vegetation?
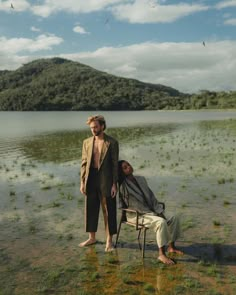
[0,57,236,111]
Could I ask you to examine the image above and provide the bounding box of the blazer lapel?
[87,137,94,169]
[99,134,110,169]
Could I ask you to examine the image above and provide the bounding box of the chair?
[114,203,165,258]
[114,208,149,258]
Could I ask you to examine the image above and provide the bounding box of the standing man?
[79,115,119,251]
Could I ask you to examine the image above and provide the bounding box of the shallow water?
[0,111,236,294]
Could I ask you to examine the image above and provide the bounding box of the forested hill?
[0,57,187,111]
[0,57,235,111]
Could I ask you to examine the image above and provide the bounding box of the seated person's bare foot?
[79,238,96,247]
[167,247,183,255]
[158,254,175,265]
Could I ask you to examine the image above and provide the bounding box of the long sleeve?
[126,176,164,215]
[80,140,87,184]
[141,176,164,214]
[118,183,129,209]
[148,187,164,214]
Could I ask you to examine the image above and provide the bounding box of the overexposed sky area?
[1,0,236,93]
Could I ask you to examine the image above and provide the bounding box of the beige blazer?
[80,133,119,197]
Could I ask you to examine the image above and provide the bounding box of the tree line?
[0,58,235,111]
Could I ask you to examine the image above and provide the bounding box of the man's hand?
[80,183,86,195]
[111,183,117,198]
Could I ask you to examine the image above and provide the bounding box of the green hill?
[0,58,188,111]
[0,57,235,110]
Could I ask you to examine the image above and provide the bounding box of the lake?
[0,110,236,294]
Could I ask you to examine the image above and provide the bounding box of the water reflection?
[15,124,178,163]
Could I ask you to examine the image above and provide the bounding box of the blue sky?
[1,0,236,93]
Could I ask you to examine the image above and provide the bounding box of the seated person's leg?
[166,215,183,254]
[137,214,176,264]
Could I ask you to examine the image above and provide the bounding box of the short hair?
[86,115,106,130]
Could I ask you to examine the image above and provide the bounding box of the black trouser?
[85,168,117,235]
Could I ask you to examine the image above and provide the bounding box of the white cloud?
[30,4,52,18]
[59,41,236,93]
[216,0,236,9]
[1,0,125,17]
[0,0,210,23]
[73,25,90,34]
[0,0,30,12]
[110,0,209,23]
[0,34,63,55]
[0,33,63,70]
[31,26,41,32]
[224,18,236,25]
[1,40,236,93]
[30,0,124,17]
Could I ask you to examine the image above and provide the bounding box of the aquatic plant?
[143,283,156,293]
[213,220,221,226]
[25,194,32,203]
[41,185,52,190]
[217,178,225,184]
[223,200,231,206]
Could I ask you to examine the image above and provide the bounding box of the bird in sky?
[10,3,14,9]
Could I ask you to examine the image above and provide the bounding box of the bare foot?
[158,254,175,265]
[105,242,114,252]
[167,247,183,255]
[79,238,96,247]
[105,246,114,252]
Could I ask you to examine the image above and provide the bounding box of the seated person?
[118,160,183,265]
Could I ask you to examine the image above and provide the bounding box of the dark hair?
[118,160,127,185]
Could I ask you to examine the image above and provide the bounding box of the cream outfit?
[119,176,180,248]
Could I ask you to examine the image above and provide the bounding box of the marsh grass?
[41,185,52,190]
[1,117,236,294]
[181,217,195,231]
[143,283,156,293]
[59,192,75,200]
[213,220,221,227]
[107,256,120,265]
[36,267,76,292]
[46,201,63,208]
[223,200,231,206]
[24,193,32,202]
[9,190,16,196]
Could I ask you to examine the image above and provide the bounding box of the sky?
[0,0,236,93]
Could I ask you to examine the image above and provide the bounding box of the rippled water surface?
[0,111,236,294]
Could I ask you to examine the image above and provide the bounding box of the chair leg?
[114,219,122,248]
[138,228,142,240]
[142,228,147,258]
[137,229,142,250]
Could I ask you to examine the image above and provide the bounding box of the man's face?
[90,120,104,136]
